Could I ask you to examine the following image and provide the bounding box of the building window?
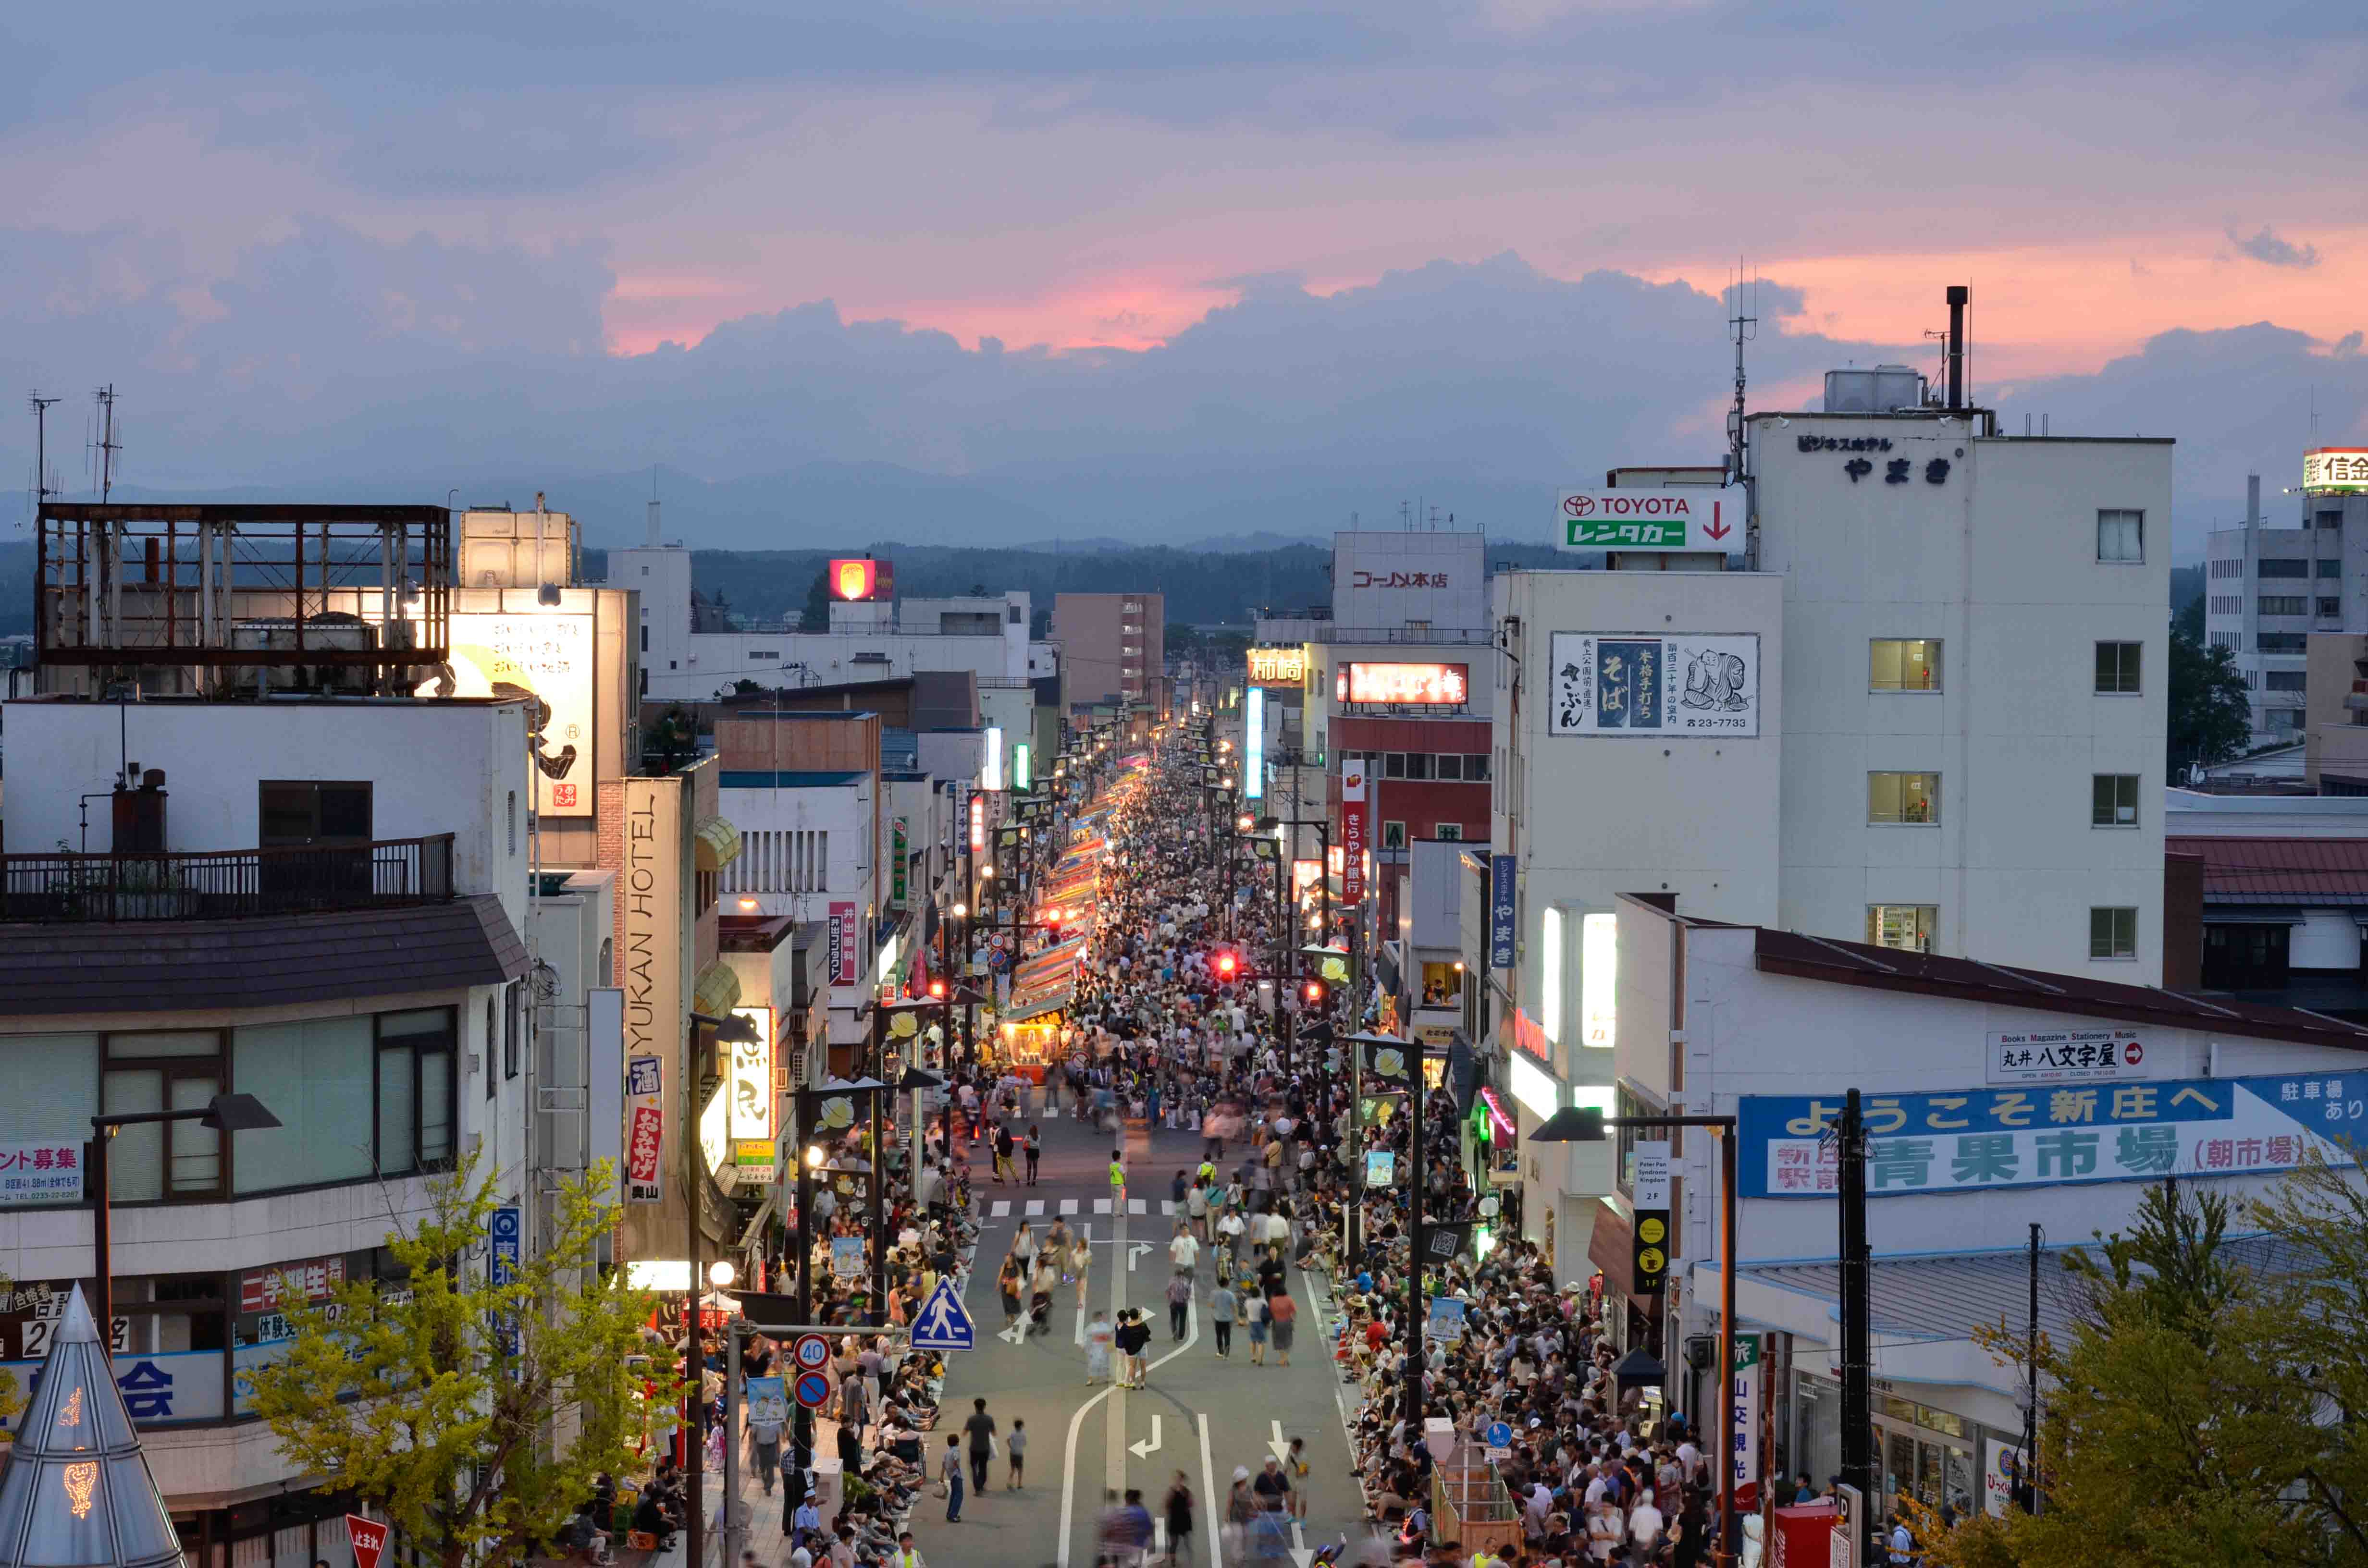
[504,983,522,1080]
[103,1031,227,1202]
[2094,641,2142,695]
[1866,905,1937,954]
[1869,639,1942,692]
[1465,754,1491,781]
[1382,752,1407,779]
[750,650,779,661]
[2091,773,2139,827]
[2259,596,2309,617]
[2097,509,2145,563]
[1435,823,1463,841]
[506,791,518,856]
[2318,510,2345,530]
[1867,772,1941,825]
[378,1008,457,1175]
[2258,559,2310,578]
[232,1017,374,1193]
[1436,755,1462,781]
[2202,924,2289,990]
[1404,753,1434,781]
[2268,708,2302,734]
[2089,906,2138,960]
[2265,671,2308,692]
[2320,598,2342,618]
[2258,633,2307,654]
[2319,559,2343,577]
[258,781,372,846]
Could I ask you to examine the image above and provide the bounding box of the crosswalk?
[986,1198,1182,1218]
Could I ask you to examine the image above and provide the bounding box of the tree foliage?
[247,1158,682,1568]
[2168,609,2252,776]
[1924,1170,2368,1568]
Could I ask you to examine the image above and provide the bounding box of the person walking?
[1165,1270,1192,1340]
[1245,1290,1269,1365]
[1006,1418,1028,1490]
[1268,1288,1297,1366]
[993,1122,1017,1185]
[1025,1123,1042,1184]
[940,1433,964,1523]
[1071,1231,1094,1311]
[1110,1148,1128,1210]
[1084,1309,1115,1385]
[1163,1473,1196,1567]
[749,1401,785,1496]
[997,1256,1024,1332]
[1012,1219,1039,1273]
[1209,1278,1237,1358]
[962,1397,997,1493]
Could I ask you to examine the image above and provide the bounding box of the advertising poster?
[828,901,859,985]
[1341,761,1369,906]
[1548,632,1760,737]
[625,1054,665,1204]
[620,778,684,1207]
[428,612,594,816]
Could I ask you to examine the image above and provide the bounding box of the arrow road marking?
[1289,1520,1313,1568]
[1127,1242,1152,1272]
[999,1320,1027,1346]
[1129,1414,1163,1459]
[1268,1420,1291,1465]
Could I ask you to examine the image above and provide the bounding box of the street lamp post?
[1534,1107,1741,1568]
[88,1092,282,1359]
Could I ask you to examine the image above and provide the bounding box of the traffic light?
[1302,978,1327,1006]
[928,979,947,1000]
[1212,949,1240,982]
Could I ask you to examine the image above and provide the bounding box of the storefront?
[1787,1371,1995,1523]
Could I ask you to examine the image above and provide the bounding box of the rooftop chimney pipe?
[647,499,661,549]
[2248,474,2261,529]
[1946,286,1968,410]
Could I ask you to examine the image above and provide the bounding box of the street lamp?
[91,1092,282,1358]
[1533,1105,1740,1566]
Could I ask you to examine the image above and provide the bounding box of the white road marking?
[1027,1200,1046,1216]
[1129,1198,1147,1214]
[1064,1212,1201,1568]
[1129,1413,1163,1458]
[1061,1198,1081,1215]
[1161,1200,1177,1216]
[1268,1419,1291,1464]
[1126,1241,1152,1272]
[991,1200,1012,1217]
[1095,1199,1112,1214]
[1197,1413,1221,1568]
[1289,1519,1314,1568]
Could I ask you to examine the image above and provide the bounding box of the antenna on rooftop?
[91,384,120,502]
[647,463,662,547]
[27,391,60,530]
[1727,261,1757,488]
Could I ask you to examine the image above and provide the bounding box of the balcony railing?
[0,834,456,922]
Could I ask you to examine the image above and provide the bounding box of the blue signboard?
[910,1277,975,1352]
[1489,855,1517,970]
[491,1204,522,1357]
[1741,1072,2366,1199]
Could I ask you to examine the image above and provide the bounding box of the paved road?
[904,1101,1368,1568]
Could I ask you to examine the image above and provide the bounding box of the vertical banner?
[1489,854,1517,970]
[489,1205,521,1357]
[1341,760,1369,906]
[891,818,909,908]
[625,1055,665,1204]
[827,901,859,985]
[1245,688,1265,801]
[970,794,986,854]
[1731,1333,1762,1497]
[1630,1139,1670,1297]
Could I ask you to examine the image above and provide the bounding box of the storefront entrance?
[1875,1403,1977,1523]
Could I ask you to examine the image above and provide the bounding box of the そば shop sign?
[1549,633,1759,737]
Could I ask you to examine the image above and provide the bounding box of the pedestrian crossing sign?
[910,1277,975,1352]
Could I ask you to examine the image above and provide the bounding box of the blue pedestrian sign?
[1486,1421,1514,1450]
[910,1277,975,1352]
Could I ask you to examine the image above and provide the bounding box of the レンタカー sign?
[1557,488,1741,552]
[1988,1028,2141,1084]
[1549,633,1760,737]
[1740,1072,2367,1199]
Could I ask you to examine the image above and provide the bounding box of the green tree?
[2168,610,2251,777]
[247,1158,680,1568]
[800,567,832,632]
[645,705,699,774]
[1925,1174,2366,1568]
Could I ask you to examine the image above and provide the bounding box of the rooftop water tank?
[1823,365,1927,414]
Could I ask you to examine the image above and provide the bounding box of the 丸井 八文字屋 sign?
[1549,633,1760,737]
[1741,1072,2366,1198]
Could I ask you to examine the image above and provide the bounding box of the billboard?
[1557,487,1741,552]
[1245,688,1265,800]
[2303,448,2368,495]
[830,558,894,600]
[1332,532,1486,633]
[428,612,594,816]
[1740,1071,2366,1199]
[1548,632,1760,737]
[1337,662,1469,707]
[1488,855,1517,970]
[619,776,684,1206]
[1247,646,1308,686]
[828,900,859,985]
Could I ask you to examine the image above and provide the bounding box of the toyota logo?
[1563,495,1595,517]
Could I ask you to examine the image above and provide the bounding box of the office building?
[2205,452,2368,748]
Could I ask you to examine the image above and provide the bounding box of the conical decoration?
[0,1287,183,1568]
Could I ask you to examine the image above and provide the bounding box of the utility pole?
[1837,1089,1874,1564]
[2023,1220,2042,1516]
[29,392,60,526]
[92,385,120,502]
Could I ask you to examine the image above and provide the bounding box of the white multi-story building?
[2204,460,2368,748]
[0,697,540,1557]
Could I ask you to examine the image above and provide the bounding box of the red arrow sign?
[347,1517,389,1568]
[1703,515,1731,540]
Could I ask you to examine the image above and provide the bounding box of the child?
[1007,1418,1028,1490]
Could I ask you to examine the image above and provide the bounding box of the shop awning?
[692,958,743,1017]
[695,814,743,871]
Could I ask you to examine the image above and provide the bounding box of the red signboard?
[346,1517,389,1568]
[240,1256,346,1314]
[969,796,985,854]
[625,1103,665,1188]
[829,558,895,601]
[828,900,859,985]
[1337,662,1469,707]
[1340,761,1369,906]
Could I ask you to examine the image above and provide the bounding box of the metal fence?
[0,833,456,922]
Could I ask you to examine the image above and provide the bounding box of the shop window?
[232,1017,374,1193]
[104,1031,226,1202]
[377,1009,457,1176]
[2202,923,2289,991]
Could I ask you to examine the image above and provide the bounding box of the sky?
[2,0,2365,552]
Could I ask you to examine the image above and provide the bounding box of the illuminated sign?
[1014,742,1031,789]
[1244,689,1265,800]
[829,558,895,601]
[1508,1049,1558,1119]
[1340,761,1368,905]
[728,1008,774,1143]
[1338,662,1468,707]
[428,612,594,817]
[1247,646,1308,686]
[827,901,858,985]
[970,795,986,853]
[983,726,1004,791]
[2304,449,2368,495]
[1581,911,1617,1049]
